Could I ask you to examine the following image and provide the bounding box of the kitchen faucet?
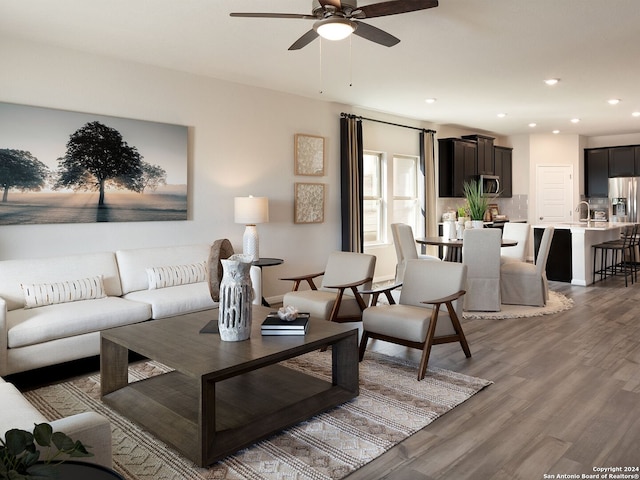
[576,200,591,222]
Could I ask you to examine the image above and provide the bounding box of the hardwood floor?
[348,278,640,479]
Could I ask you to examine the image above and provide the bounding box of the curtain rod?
[341,112,436,134]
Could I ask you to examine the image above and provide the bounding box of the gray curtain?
[420,130,438,256]
[340,115,364,253]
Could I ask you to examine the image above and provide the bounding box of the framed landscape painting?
[0,102,188,225]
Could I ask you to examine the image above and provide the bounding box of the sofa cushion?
[7,297,151,349]
[116,244,211,295]
[22,275,106,309]
[0,382,48,436]
[146,262,207,290]
[122,282,216,319]
[0,252,122,311]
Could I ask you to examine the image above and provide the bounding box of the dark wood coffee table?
[100,305,359,467]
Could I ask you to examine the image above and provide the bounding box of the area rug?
[463,290,574,320]
[23,351,491,480]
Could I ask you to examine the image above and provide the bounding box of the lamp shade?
[234,196,269,225]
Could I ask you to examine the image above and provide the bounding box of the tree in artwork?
[0,149,50,203]
[55,121,144,206]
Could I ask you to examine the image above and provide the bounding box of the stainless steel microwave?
[479,175,500,195]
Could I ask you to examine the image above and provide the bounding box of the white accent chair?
[462,228,502,312]
[500,226,555,307]
[500,222,530,264]
[391,223,440,283]
[281,251,376,323]
[359,260,471,380]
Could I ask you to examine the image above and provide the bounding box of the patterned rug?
[462,290,574,320]
[23,351,491,480]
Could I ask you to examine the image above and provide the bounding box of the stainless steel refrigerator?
[609,177,639,222]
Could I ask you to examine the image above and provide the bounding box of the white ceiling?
[2,0,639,137]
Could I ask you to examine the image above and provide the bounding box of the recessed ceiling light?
[632,111,640,117]
[529,123,537,127]
[544,78,560,86]
[497,113,507,118]
[425,98,436,104]
[571,118,580,123]
[552,130,560,134]
[608,98,621,105]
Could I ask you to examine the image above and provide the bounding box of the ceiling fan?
[230,0,439,51]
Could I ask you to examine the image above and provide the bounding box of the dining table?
[415,236,518,262]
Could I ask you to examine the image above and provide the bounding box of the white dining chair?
[500,226,555,307]
[462,228,502,311]
[391,223,440,283]
[500,222,530,264]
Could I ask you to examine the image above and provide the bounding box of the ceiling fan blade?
[352,21,400,47]
[359,0,438,19]
[230,12,316,20]
[288,29,320,50]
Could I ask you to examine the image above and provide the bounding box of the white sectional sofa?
[0,242,262,376]
[0,375,113,467]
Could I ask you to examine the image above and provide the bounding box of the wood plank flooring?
[349,278,640,479]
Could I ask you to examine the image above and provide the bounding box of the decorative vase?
[218,254,254,341]
[471,220,485,229]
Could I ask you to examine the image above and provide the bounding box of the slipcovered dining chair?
[500,226,555,307]
[281,251,376,323]
[462,228,502,312]
[359,260,471,381]
[391,223,440,283]
[500,222,530,264]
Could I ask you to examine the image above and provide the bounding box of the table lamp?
[234,196,269,261]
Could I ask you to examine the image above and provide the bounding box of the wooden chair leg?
[417,307,440,381]
[445,302,471,358]
[358,331,369,361]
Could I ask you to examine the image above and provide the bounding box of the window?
[363,152,383,244]
[363,152,420,246]
[392,155,419,231]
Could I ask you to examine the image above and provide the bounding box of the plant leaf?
[4,430,33,457]
[32,424,53,448]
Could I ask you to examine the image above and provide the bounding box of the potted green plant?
[1,423,93,479]
[462,179,489,228]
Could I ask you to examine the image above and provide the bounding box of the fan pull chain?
[319,38,323,94]
[349,35,353,87]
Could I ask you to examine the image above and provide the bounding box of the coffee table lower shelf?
[102,362,355,465]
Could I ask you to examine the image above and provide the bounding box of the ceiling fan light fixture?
[314,17,356,41]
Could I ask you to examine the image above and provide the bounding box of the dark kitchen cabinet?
[609,146,635,177]
[584,148,609,197]
[438,138,477,197]
[463,134,495,175]
[494,146,513,197]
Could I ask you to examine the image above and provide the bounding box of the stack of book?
[261,312,310,336]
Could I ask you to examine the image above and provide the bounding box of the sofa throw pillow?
[21,275,106,309]
[146,261,207,290]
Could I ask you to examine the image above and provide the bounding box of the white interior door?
[536,165,573,223]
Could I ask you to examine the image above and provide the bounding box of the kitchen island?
[533,222,635,286]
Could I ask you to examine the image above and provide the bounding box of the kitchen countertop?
[532,221,636,231]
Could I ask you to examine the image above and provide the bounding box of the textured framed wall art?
[0,102,188,225]
[294,182,325,224]
[294,134,325,176]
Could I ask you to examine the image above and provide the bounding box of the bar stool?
[592,224,639,286]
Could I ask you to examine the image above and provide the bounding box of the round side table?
[252,257,284,307]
